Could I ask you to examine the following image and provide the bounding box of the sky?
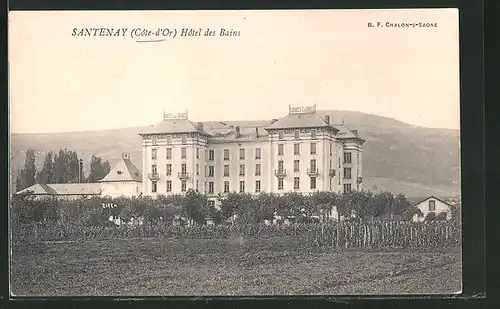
[9,9,460,134]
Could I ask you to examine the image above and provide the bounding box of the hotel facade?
[139,106,365,202]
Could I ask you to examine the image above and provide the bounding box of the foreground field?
[11,237,462,296]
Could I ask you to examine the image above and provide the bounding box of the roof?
[99,157,142,182]
[265,113,332,130]
[138,119,210,136]
[333,125,365,142]
[412,195,453,207]
[15,183,102,196]
[210,127,270,143]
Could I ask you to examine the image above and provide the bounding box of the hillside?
[10,110,461,198]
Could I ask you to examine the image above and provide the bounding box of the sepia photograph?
[8,9,461,296]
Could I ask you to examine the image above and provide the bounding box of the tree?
[15,148,37,191]
[36,151,55,184]
[183,189,209,225]
[87,155,112,183]
[391,193,412,218]
[254,192,277,223]
[371,191,394,218]
[425,212,437,221]
[52,149,82,183]
[450,200,461,226]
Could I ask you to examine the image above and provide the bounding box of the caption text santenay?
[71,27,241,39]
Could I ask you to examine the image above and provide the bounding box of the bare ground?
[10,237,462,296]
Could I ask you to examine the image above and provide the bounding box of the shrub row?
[12,220,461,249]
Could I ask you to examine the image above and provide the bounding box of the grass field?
[10,236,462,296]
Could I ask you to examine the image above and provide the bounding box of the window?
[240,148,245,160]
[278,177,284,190]
[311,129,317,139]
[357,153,360,164]
[208,200,215,207]
[255,148,261,159]
[294,129,300,139]
[344,184,352,193]
[152,181,157,193]
[208,165,214,177]
[166,148,172,159]
[330,144,332,156]
[196,164,199,175]
[310,177,317,189]
[224,165,230,177]
[429,200,436,211]
[196,180,198,192]
[255,180,261,192]
[181,134,187,144]
[278,144,284,155]
[278,160,284,172]
[294,177,300,190]
[255,164,261,176]
[239,181,245,193]
[310,159,317,171]
[196,148,199,159]
[239,164,245,176]
[224,181,230,193]
[208,182,214,194]
[209,150,215,161]
[166,164,172,176]
[152,136,157,145]
[278,130,284,140]
[181,163,187,174]
[152,148,158,160]
[224,149,230,160]
[181,147,187,159]
[294,160,300,172]
[166,135,172,144]
[310,142,317,155]
[294,143,300,155]
[344,168,352,179]
[181,180,187,192]
[151,164,158,174]
[344,152,352,163]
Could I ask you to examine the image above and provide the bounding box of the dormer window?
[117,170,122,175]
[278,130,284,140]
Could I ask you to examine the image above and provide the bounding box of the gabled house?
[411,195,453,222]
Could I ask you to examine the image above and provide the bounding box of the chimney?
[78,159,83,183]
[235,126,240,137]
[122,153,130,160]
[271,119,278,124]
[255,127,259,137]
[325,115,330,124]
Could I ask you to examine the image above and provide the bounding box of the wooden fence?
[11,221,461,249]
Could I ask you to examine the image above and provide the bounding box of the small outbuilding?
[411,195,453,222]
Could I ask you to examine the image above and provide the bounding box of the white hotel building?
[139,105,364,203]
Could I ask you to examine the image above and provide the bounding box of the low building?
[14,183,102,200]
[14,153,142,199]
[99,153,142,198]
[412,195,453,222]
